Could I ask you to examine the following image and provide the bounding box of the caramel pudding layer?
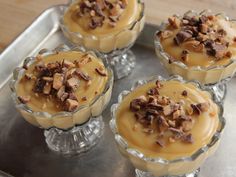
[63,0,142,36]
[17,51,108,114]
[116,80,219,160]
[158,13,236,68]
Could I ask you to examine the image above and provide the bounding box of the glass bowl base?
[44,116,104,155]
[135,168,200,177]
[107,50,136,80]
[206,83,227,102]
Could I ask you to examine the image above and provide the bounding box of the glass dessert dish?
[110,75,225,177]
[60,0,145,79]
[154,10,236,102]
[10,45,113,155]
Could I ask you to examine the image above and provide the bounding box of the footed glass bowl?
[110,75,225,177]
[154,10,236,102]
[60,0,145,80]
[10,45,113,155]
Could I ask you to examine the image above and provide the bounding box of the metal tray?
[0,5,236,177]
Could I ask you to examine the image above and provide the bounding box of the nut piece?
[168,16,180,29]
[18,96,31,104]
[43,83,52,95]
[66,77,80,90]
[95,67,107,76]
[63,60,75,68]
[65,99,79,112]
[53,73,64,90]
[158,30,173,40]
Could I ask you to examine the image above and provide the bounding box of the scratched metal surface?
[0,5,235,177]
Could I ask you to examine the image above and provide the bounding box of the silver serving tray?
[0,5,235,177]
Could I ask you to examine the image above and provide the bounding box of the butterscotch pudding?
[11,49,113,130]
[11,47,113,154]
[110,76,225,176]
[62,0,145,53]
[61,0,145,79]
[155,11,236,84]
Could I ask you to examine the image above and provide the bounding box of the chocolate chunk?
[18,96,31,104]
[34,79,46,93]
[174,30,192,45]
[182,90,188,96]
[206,42,226,59]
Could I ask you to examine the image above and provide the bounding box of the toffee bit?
[225,51,232,58]
[155,80,163,89]
[95,67,107,76]
[65,99,79,112]
[156,138,165,147]
[75,69,91,81]
[81,96,87,101]
[68,93,78,101]
[25,73,33,80]
[182,133,194,144]
[191,104,201,115]
[181,49,189,62]
[63,60,75,68]
[196,102,209,112]
[34,79,46,93]
[85,80,92,88]
[42,103,47,109]
[18,96,31,104]
[168,16,180,29]
[158,30,173,40]
[66,77,80,90]
[142,128,154,134]
[182,120,194,132]
[43,83,52,95]
[174,30,192,45]
[182,90,188,96]
[53,73,64,90]
[169,136,176,143]
[147,88,159,96]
